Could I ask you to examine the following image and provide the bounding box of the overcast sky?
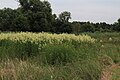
[0,0,120,24]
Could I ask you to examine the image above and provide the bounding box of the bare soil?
[100,63,120,80]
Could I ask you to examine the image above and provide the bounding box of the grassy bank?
[0,32,120,80]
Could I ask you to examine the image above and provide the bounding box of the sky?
[0,0,120,24]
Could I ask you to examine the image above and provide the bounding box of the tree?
[0,8,16,31]
[59,11,71,22]
[71,22,81,34]
[0,0,55,32]
[118,18,120,24]
[112,18,120,32]
[18,0,53,32]
[18,0,30,10]
[53,11,72,33]
[13,12,30,31]
[80,23,95,32]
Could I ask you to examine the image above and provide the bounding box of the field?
[0,32,120,80]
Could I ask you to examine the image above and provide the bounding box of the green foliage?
[0,8,15,31]
[19,0,53,32]
[0,0,53,32]
[113,19,120,31]
[59,11,71,22]
[73,60,102,80]
[41,44,77,65]
[0,0,120,33]
[80,23,95,32]
[0,40,39,59]
[14,12,30,31]
[53,11,72,33]
[118,18,120,24]
[71,22,81,34]
[0,32,120,80]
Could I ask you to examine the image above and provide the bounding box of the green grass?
[0,32,120,80]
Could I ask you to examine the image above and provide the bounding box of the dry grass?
[100,64,120,80]
[0,60,17,80]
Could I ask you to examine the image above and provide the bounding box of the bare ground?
[100,63,120,80]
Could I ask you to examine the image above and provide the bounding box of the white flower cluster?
[0,32,96,44]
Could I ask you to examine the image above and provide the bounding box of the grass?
[0,32,120,80]
[112,66,120,80]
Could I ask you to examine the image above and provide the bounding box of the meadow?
[0,32,120,80]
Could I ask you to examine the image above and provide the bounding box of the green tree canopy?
[59,11,71,22]
[18,0,53,32]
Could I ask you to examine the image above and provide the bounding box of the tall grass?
[0,32,119,80]
[0,32,96,59]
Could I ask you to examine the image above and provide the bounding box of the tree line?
[0,0,120,33]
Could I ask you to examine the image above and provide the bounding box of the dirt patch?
[100,63,120,80]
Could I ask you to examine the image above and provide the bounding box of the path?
[100,63,120,80]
